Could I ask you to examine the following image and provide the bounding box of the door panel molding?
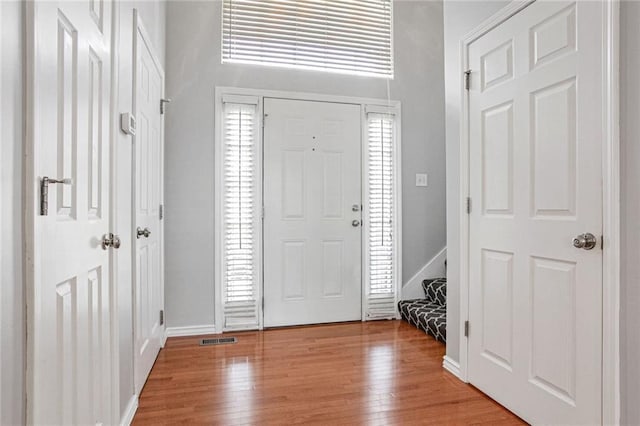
[457,1,620,424]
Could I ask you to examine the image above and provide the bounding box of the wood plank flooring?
[133,321,524,425]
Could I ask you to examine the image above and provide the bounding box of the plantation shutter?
[222,0,394,78]
[365,110,398,319]
[221,96,260,330]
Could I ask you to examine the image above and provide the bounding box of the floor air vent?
[200,337,237,346]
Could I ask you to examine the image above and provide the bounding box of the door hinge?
[262,113,268,129]
[464,320,470,337]
[601,235,604,250]
[464,70,472,90]
[160,310,164,326]
[159,204,164,220]
[261,205,265,220]
[160,98,172,115]
[466,197,472,214]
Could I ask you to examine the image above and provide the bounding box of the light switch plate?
[415,173,428,187]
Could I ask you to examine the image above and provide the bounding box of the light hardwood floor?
[133,321,524,425]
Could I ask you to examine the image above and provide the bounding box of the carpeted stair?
[398,278,446,343]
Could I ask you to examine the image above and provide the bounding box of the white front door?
[467,1,603,424]
[263,98,362,327]
[28,1,116,424]
[133,12,165,396]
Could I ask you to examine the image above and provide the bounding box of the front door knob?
[572,233,597,250]
[352,220,360,227]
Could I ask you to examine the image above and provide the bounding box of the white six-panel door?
[263,98,362,327]
[467,1,603,424]
[133,12,165,396]
[27,0,116,424]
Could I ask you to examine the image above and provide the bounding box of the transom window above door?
[221,0,394,78]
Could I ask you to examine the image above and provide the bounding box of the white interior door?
[264,98,362,327]
[27,1,116,424]
[132,12,165,396]
[467,1,603,424]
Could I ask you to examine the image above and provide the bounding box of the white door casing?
[466,1,605,424]
[263,98,362,327]
[214,88,402,332]
[132,10,165,396]
[0,8,3,421]
[26,0,117,424]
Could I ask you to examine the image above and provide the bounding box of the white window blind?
[365,112,397,319]
[222,0,394,78]
[222,99,260,330]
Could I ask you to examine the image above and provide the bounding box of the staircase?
[398,278,446,343]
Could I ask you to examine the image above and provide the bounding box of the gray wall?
[0,2,25,424]
[444,1,639,423]
[620,1,640,423]
[443,0,508,364]
[164,0,446,328]
[114,1,166,419]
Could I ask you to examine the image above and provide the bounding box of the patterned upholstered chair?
[398,278,446,343]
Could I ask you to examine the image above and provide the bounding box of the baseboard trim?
[165,324,217,338]
[161,326,168,347]
[402,246,447,300]
[120,394,138,426]
[443,355,461,379]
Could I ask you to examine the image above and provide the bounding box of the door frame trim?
[214,87,402,331]
[131,8,166,395]
[456,1,620,423]
[110,1,121,422]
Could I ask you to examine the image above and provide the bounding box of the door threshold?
[263,320,369,331]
